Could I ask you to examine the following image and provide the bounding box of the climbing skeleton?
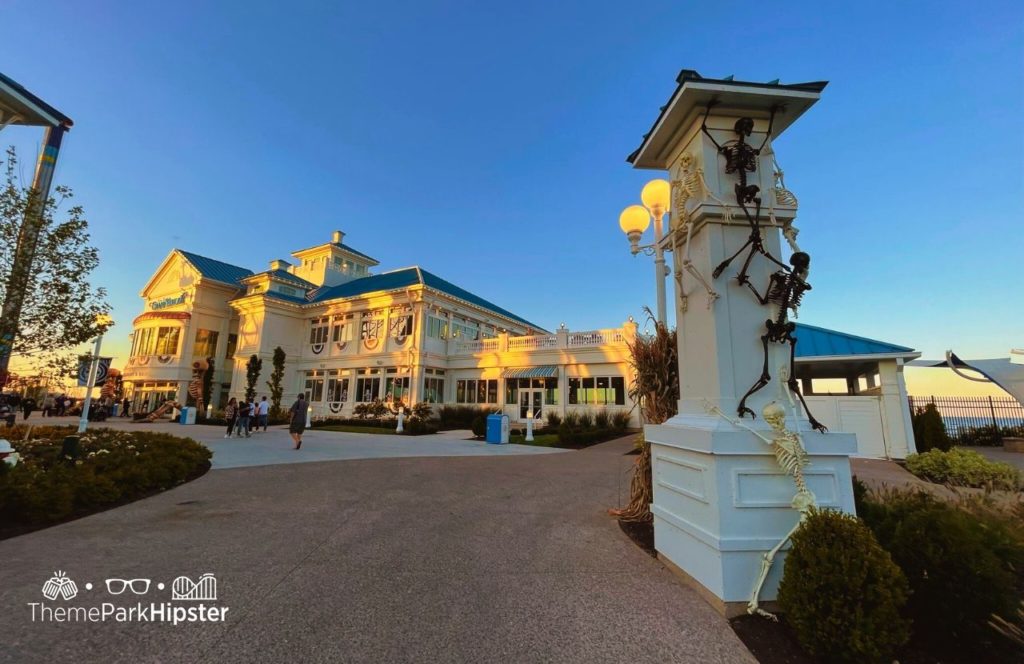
[736,251,827,432]
[699,103,790,284]
[670,152,723,312]
[706,396,816,619]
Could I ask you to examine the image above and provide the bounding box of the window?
[356,369,381,402]
[451,320,478,340]
[390,314,413,339]
[427,316,448,340]
[279,285,297,296]
[361,316,384,340]
[456,379,499,404]
[332,314,354,342]
[568,376,625,405]
[327,377,349,402]
[193,329,219,358]
[304,370,325,402]
[132,326,181,356]
[309,316,329,345]
[423,376,445,403]
[226,333,238,359]
[385,376,410,403]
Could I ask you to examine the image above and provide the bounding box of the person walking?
[21,396,36,420]
[257,396,269,432]
[288,393,307,449]
[224,398,237,438]
[122,397,131,418]
[244,398,256,435]
[235,398,251,438]
[42,394,54,417]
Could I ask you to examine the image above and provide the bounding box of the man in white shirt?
[257,396,270,432]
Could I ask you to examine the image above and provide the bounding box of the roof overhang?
[628,69,826,169]
[0,71,73,129]
[796,352,921,364]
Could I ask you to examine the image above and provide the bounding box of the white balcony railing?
[449,327,628,357]
[507,335,558,351]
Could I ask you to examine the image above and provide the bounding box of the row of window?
[456,379,499,404]
[298,372,625,406]
[131,326,181,357]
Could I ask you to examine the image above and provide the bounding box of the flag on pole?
[78,357,112,387]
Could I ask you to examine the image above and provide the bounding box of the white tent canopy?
[910,350,1024,407]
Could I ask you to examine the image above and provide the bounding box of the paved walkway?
[0,434,753,664]
[6,417,566,469]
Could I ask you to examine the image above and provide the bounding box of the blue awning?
[504,366,558,379]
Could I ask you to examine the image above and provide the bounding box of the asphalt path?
[0,430,754,664]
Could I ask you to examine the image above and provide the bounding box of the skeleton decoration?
[736,251,827,432]
[700,103,789,283]
[705,398,816,619]
[772,157,798,208]
[188,359,208,406]
[670,153,723,312]
[701,102,826,431]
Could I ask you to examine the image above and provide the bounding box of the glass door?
[519,390,543,421]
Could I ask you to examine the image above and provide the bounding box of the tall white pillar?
[629,71,857,617]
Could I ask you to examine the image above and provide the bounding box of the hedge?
[0,426,211,535]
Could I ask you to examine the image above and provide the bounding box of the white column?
[636,81,857,617]
[878,358,916,458]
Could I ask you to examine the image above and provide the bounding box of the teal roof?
[794,323,915,359]
[244,269,317,289]
[178,250,252,286]
[309,267,545,331]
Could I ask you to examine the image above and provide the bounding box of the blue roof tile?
[794,323,914,358]
[178,250,252,286]
[309,267,545,330]
[245,269,317,289]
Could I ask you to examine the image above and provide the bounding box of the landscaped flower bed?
[0,426,211,538]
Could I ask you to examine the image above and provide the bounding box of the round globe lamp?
[641,178,671,220]
[619,205,651,255]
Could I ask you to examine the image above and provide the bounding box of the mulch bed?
[730,615,815,664]
[617,518,655,557]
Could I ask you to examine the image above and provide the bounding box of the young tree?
[202,357,215,411]
[0,147,111,380]
[266,346,285,418]
[245,354,262,402]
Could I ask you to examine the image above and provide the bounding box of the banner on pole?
[78,357,112,387]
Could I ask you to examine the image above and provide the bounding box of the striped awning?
[504,366,558,379]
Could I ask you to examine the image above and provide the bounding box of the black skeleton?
[735,251,828,432]
[700,103,789,283]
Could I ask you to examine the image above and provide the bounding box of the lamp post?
[77,315,113,434]
[619,179,672,325]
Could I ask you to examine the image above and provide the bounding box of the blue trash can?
[486,413,509,444]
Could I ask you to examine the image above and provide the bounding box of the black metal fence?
[908,395,1024,445]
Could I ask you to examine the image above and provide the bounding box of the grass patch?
[317,424,400,435]
[508,433,559,446]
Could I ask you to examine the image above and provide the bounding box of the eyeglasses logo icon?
[105,578,151,595]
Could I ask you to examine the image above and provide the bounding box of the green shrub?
[611,411,631,431]
[438,405,488,429]
[562,411,579,428]
[905,447,1021,491]
[470,415,487,438]
[858,489,1024,653]
[410,402,434,420]
[955,423,1024,447]
[594,410,609,429]
[778,509,910,663]
[0,426,211,532]
[404,418,440,436]
[578,411,593,429]
[545,411,561,428]
[911,403,952,452]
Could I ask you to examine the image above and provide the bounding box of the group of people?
[223,396,271,438]
[0,393,77,420]
[221,393,309,450]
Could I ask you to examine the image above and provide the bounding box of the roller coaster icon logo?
[171,573,217,601]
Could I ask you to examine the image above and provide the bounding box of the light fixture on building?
[619,179,671,325]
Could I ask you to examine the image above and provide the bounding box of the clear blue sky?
[2,1,1021,378]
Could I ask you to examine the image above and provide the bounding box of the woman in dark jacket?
[289,393,307,449]
[224,398,237,438]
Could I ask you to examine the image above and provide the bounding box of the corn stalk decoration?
[610,309,678,522]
